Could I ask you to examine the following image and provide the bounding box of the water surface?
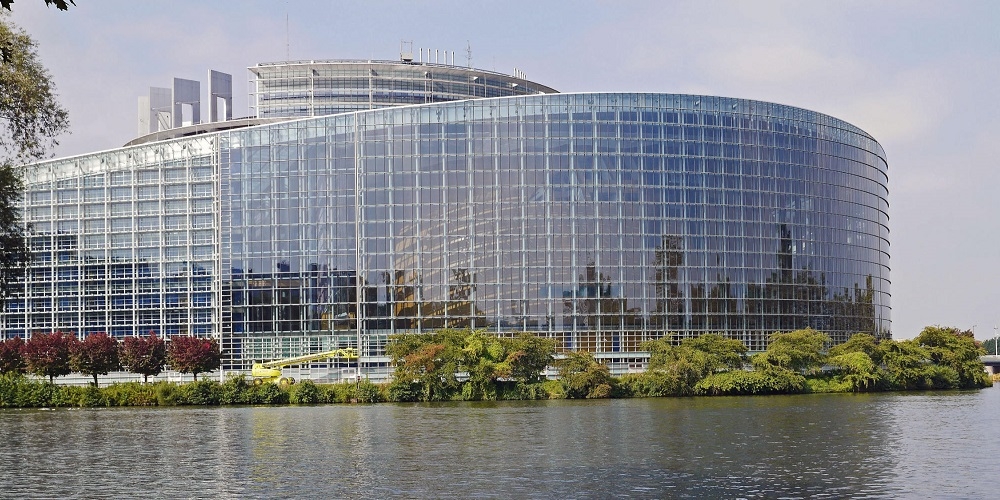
[2,388,997,498]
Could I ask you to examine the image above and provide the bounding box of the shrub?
[588,383,612,399]
[924,364,960,390]
[15,379,61,407]
[557,352,612,399]
[386,379,421,402]
[219,375,254,405]
[696,368,806,396]
[0,373,24,407]
[176,379,222,405]
[616,371,684,398]
[804,374,852,393]
[289,380,321,404]
[103,382,157,406]
[496,381,549,400]
[355,379,384,403]
[60,385,106,407]
[154,382,180,406]
[249,383,288,405]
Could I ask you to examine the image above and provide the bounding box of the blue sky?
[9,0,1000,340]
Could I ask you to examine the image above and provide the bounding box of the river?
[1,387,998,498]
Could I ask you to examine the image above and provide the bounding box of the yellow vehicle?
[251,348,358,386]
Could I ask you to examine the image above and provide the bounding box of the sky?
[7,0,1000,341]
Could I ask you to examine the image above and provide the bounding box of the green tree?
[69,332,119,386]
[753,328,829,374]
[915,325,990,389]
[22,331,75,382]
[681,333,748,372]
[461,329,511,399]
[829,351,880,392]
[167,336,221,381]
[557,351,612,399]
[0,15,69,302]
[878,339,931,390]
[505,333,557,384]
[828,332,882,364]
[120,331,167,383]
[982,337,1000,357]
[386,329,465,401]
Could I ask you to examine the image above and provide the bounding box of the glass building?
[2,60,890,378]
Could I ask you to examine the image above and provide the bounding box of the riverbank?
[0,370,992,409]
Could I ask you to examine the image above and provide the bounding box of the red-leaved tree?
[0,336,25,374]
[22,331,77,383]
[167,336,221,381]
[69,332,119,386]
[120,331,167,383]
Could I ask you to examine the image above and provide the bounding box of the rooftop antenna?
[285,10,289,60]
[466,41,472,68]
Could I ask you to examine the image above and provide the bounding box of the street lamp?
[994,326,998,356]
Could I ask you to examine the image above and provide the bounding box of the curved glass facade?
[5,91,889,374]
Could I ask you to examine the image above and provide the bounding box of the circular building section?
[223,92,889,358]
[249,59,558,119]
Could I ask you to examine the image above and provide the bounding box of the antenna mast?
[466,41,472,68]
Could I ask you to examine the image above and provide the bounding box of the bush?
[60,385,106,407]
[925,364,960,390]
[558,352,612,399]
[289,380,321,404]
[0,373,24,407]
[355,379,384,403]
[496,381,550,400]
[219,375,254,405]
[588,383,612,399]
[804,374,852,393]
[616,371,684,398]
[103,382,157,406]
[318,382,351,403]
[386,379,421,402]
[696,369,806,396]
[177,379,222,405]
[15,379,61,407]
[154,382,180,406]
[248,383,288,405]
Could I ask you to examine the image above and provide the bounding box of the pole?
[994,326,998,356]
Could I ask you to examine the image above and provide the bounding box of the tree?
[682,333,748,372]
[0,335,23,373]
[753,328,829,374]
[386,329,464,401]
[557,351,612,399]
[22,331,75,382]
[0,15,69,302]
[120,331,167,383]
[828,332,882,365]
[829,351,880,392]
[915,325,990,389]
[505,333,557,383]
[69,332,119,386]
[877,339,931,390]
[461,331,557,393]
[983,337,1000,357]
[167,336,221,381]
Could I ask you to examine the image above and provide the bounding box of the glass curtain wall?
[223,92,889,365]
[5,92,889,372]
